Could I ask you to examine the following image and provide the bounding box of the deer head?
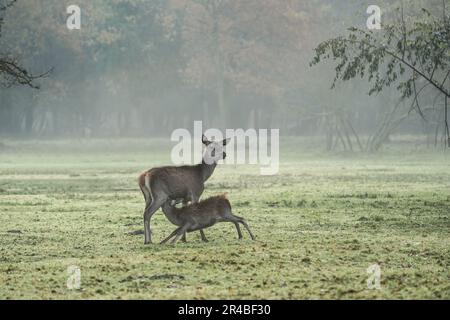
[202,134,231,165]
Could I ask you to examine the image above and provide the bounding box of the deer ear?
[202,134,211,146]
[223,138,231,146]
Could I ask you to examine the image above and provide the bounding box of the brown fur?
[160,194,255,244]
[140,135,229,244]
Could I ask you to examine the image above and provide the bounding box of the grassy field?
[0,138,449,299]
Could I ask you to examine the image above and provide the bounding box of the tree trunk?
[445,96,449,147]
[23,105,34,137]
[216,56,226,129]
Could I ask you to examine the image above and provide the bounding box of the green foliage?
[311,8,450,101]
[0,0,45,88]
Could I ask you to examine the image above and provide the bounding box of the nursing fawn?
[160,194,255,244]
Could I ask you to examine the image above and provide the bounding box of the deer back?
[147,165,205,200]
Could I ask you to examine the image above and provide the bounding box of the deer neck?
[199,159,217,182]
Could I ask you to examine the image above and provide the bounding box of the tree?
[0,0,174,136]
[168,0,320,129]
[311,3,450,150]
[0,0,48,88]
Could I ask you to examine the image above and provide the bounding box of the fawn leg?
[180,197,191,243]
[199,229,208,242]
[160,227,181,245]
[228,214,255,240]
[171,225,190,244]
[239,219,255,240]
[233,222,243,240]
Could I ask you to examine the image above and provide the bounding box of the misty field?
[0,138,449,299]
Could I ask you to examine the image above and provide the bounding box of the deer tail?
[138,171,152,205]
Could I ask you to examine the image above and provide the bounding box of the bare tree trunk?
[339,114,353,152]
[445,96,449,147]
[434,122,441,147]
[211,2,227,130]
[216,55,226,129]
[202,99,209,128]
[345,118,363,151]
[23,105,34,137]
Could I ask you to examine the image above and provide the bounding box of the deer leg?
[225,216,243,239]
[180,198,190,242]
[233,222,243,240]
[143,197,166,245]
[227,214,255,240]
[139,185,150,204]
[188,194,207,242]
[239,219,255,240]
[199,229,208,242]
[170,224,190,245]
[160,227,181,245]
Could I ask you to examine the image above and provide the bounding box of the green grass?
[0,138,449,299]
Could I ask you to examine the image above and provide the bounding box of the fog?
[0,0,448,150]
[1,0,450,301]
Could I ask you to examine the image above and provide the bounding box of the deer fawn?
[138,135,230,244]
[160,194,255,244]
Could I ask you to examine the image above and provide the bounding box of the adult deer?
[138,135,230,244]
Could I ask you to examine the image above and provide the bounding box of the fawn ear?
[222,138,231,146]
[202,134,211,146]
